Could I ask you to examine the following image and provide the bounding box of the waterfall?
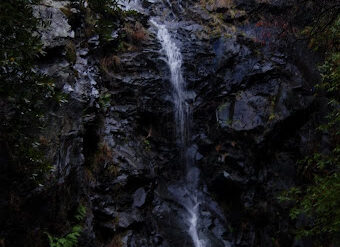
[151,19,206,247]
[150,20,190,146]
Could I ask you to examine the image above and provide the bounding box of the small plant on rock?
[46,205,86,247]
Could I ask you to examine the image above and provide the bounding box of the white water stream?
[151,20,190,145]
[151,19,206,247]
[118,0,207,246]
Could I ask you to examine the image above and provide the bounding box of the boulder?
[133,187,147,208]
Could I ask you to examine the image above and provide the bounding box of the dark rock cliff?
[0,0,323,246]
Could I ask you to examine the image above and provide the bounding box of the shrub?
[65,41,77,64]
[100,54,122,73]
[0,0,61,184]
[124,22,148,44]
[86,0,121,43]
[46,205,86,247]
[279,15,340,246]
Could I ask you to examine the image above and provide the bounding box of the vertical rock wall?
[0,0,322,247]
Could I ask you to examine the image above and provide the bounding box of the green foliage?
[87,0,120,14]
[0,0,43,66]
[47,226,82,247]
[99,92,111,110]
[85,0,143,49]
[318,53,340,101]
[75,205,87,221]
[280,158,340,237]
[280,15,340,245]
[143,139,151,151]
[302,12,340,53]
[86,0,122,43]
[46,205,86,247]
[0,0,63,183]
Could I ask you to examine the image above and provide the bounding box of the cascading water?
[150,20,190,146]
[151,19,206,247]
[116,1,227,246]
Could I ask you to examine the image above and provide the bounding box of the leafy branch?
[46,205,87,247]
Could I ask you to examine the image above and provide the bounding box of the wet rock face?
[161,1,317,246]
[184,18,316,247]
[2,0,320,246]
[33,0,75,48]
